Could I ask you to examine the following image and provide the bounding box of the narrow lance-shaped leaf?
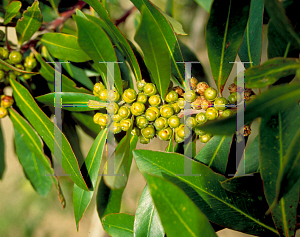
[74,15,122,94]
[135,6,171,99]
[0,121,5,179]
[238,0,264,69]
[16,1,42,45]
[73,129,107,230]
[134,186,164,237]
[10,78,88,191]
[133,150,279,236]
[102,213,134,237]
[196,83,300,135]
[4,1,22,25]
[206,0,250,94]
[0,58,38,75]
[14,128,52,196]
[260,105,300,236]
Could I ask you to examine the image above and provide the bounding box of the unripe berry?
[227,92,241,104]
[194,127,206,136]
[9,51,23,64]
[175,124,191,139]
[200,133,212,143]
[0,48,9,59]
[185,116,197,129]
[93,113,103,124]
[137,79,146,91]
[171,102,180,113]
[141,125,155,139]
[0,107,8,118]
[131,102,145,116]
[107,89,120,102]
[154,117,168,130]
[168,115,180,128]
[107,102,119,114]
[131,127,140,136]
[145,107,160,121]
[122,88,137,103]
[118,105,131,119]
[0,70,4,81]
[175,133,185,143]
[205,107,219,120]
[120,118,132,131]
[139,135,150,144]
[204,87,217,101]
[157,127,172,141]
[143,83,157,96]
[137,93,148,104]
[14,64,24,76]
[109,122,122,134]
[24,56,37,69]
[190,77,198,90]
[221,109,233,118]
[160,104,174,118]
[195,112,207,124]
[165,90,178,103]
[184,90,197,102]
[214,97,228,111]
[114,114,122,123]
[98,114,110,127]
[1,95,14,108]
[93,82,106,96]
[178,98,186,109]
[136,116,149,129]
[149,94,161,107]
[99,89,108,101]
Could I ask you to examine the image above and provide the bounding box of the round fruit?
[205,107,219,120]
[143,83,157,96]
[98,114,109,127]
[139,135,150,144]
[99,89,108,101]
[136,116,149,129]
[137,80,146,91]
[9,51,23,64]
[114,114,122,123]
[165,90,178,103]
[0,48,9,59]
[190,77,198,90]
[141,125,155,139]
[131,127,140,136]
[109,122,122,134]
[137,93,148,104]
[0,107,7,118]
[93,82,105,95]
[171,102,180,113]
[24,57,37,69]
[195,112,207,124]
[184,90,197,102]
[122,88,137,103]
[168,115,180,128]
[178,98,186,109]
[222,109,233,118]
[160,104,174,118]
[145,107,160,121]
[185,116,197,128]
[196,82,209,95]
[148,94,161,106]
[200,133,212,143]
[194,127,206,136]
[93,113,103,124]
[14,64,24,76]
[214,97,228,110]
[176,124,191,139]
[204,87,217,101]
[1,95,14,108]
[175,134,185,143]
[118,105,131,119]
[130,102,145,116]
[157,127,172,141]
[107,102,119,114]
[107,89,120,102]
[120,119,132,131]
[154,117,168,130]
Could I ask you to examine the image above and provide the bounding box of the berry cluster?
[92,77,244,145]
[0,95,14,119]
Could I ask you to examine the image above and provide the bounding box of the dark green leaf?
[135,6,171,99]
[196,83,300,135]
[48,0,60,15]
[239,0,264,69]
[0,121,5,179]
[206,0,250,93]
[74,15,122,94]
[144,174,217,237]
[243,58,300,88]
[35,92,104,112]
[195,135,233,175]
[14,128,52,196]
[102,213,134,237]
[260,105,300,236]
[10,78,88,191]
[194,0,213,12]
[4,1,22,25]
[133,150,279,236]
[41,33,91,62]
[16,1,42,45]
[134,186,164,237]
[73,129,107,230]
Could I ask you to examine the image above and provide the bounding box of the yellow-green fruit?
[0,48,9,59]
[185,117,197,129]
[139,135,150,144]
[14,64,24,76]
[131,102,145,116]
[122,88,137,103]
[120,119,132,131]
[154,117,168,130]
[176,124,191,139]
[145,107,160,121]
[98,114,110,127]
[205,107,219,120]
[24,56,37,69]
[99,89,108,101]
[114,114,122,123]
[0,107,7,118]
[93,113,103,124]
[1,95,14,108]
[157,127,172,141]
[107,89,120,102]
[141,125,155,139]
[178,98,186,109]
[200,133,212,143]
[148,94,161,107]
[93,82,105,96]
[168,115,180,128]
[0,30,5,41]
[118,106,131,119]
[143,83,157,96]
[137,93,148,104]
[9,51,23,64]
[107,102,119,114]
[109,122,122,134]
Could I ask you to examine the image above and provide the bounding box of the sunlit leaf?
[4,1,22,25]
[102,213,134,237]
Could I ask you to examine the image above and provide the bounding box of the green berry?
[9,51,23,64]
[136,115,149,129]
[118,106,131,119]
[185,117,197,128]
[122,88,137,103]
[0,107,8,118]
[137,80,146,91]
[93,113,103,124]
[137,93,148,104]
[0,70,4,80]
[154,117,168,130]
[184,90,197,102]
[157,127,172,141]
[24,56,37,69]
[98,114,110,127]
[222,109,233,118]
[195,112,207,124]
[141,125,155,139]
[145,107,160,121]
[139,135,150,144]
[0,48,9,59]
[204,87,217,101]
[200,133,212,143]
[109,122,122,134]
[228,92,241,104]
[148,94,161,107]
[168,115,180,128]
[107,89,120,102]
[131,102,145,116]
[194,127,206,136]
[205,107,219,120]
[120,118,132,131]
[93,82,106,96]
[190,77,198,90]
[114,114,122,123]
[175,134,185,143]
[160,104,174,118]
[14,64,24,76]
[107,102,119,114]
[165,90,178,103]
[178,98,186,109]
[175,124,191,139]
[214,97,228,110]
[22,72,32,80]
[143,83,157,96]
[171,102,180,113]
[131,127,140,136]
[99,89,108,101]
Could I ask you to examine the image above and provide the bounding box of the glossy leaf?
[195,135,233,175]
[10,78,88,191]
[41,33,91,63]
[14,128,52,196]
[206,0,250,93]
[102,213,134,237]
[0,58,37,75]
[71,112,101,139]
[135,6,171,99]
[134,186,164,237]
[144,174,217,237]
[35,92,104,112]
[161,12,187,35]
[194,0,213,12]
[133,150,279,236]
[35,52,91,93]
[4,1,22,25]
[196,83,300,135]
[16,1,42,45]
[73,129,107,229]
[239,0,264,69]
[74,15,122,94]
[260,105,300,236]
[82,0,142,82]
[243,58,300,88]
[130,0,185,85]
[0,121,5,179]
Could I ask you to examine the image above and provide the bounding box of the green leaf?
[144,174,217,237]
[206,0,250,93]
[35,52,91,93]
[194,135,233,175]
[243,58,300,88]
[81,0,142,83]
[236,135,260,175]
[196,83,300,135]
[16,1,42,45]
[61,62,94,91]
[74,15,122,94]
[102,213,134,237]
[134,186,164,237]
[35,92,104,112]
[4,1,22,25]
[48,0,60,15]
[73,129,107,230]
[135,6,171,99]
[41,33,91,63]
[194,0,213,12]
[239,0,264,69]
[71,112,101,139]
[14,128,52,196]
[0,121,5,179]
[260,105,300,236]
[161,12,186,36]
[10,78,88,191]
[130,0,185,85]
[0,58,38,75]
[133,150,279,236]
